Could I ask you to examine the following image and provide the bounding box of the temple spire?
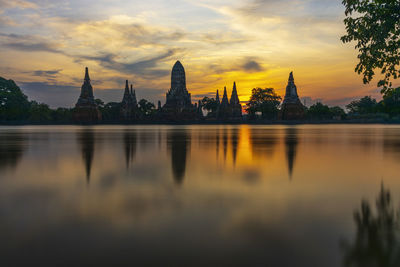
[125,80,129,94]
[216,90,220,104]
[221,86,229,106]
[84,67,90,81]
[230,82,239,105]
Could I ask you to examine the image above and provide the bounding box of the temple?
[120,80,138,121]
[73,67,102,123]
[216,82,242,120]
[161,61,202,120]
[279,72,305,120]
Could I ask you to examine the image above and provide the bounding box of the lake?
[0,125,399,266]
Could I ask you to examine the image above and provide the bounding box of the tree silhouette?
[342,184,400,267]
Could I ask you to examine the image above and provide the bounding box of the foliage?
[99,102,121,122]
[245,88,282,119]
[201,97,219,116]
[0,77,30,121]
[330,106,347,119]
[342,184,400,267]
[138,99,156,116]
[380,87,400,115]
[346,96,378,114]
[28,101,52,122]
[341,0,400,94]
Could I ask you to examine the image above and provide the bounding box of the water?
[0,125,399,266]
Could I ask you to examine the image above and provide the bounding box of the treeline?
[201,87,400,122]
[0,77,157,124]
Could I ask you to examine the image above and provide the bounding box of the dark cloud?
[79,49,178,78]
[0,33,61,53]
[242,59,263,72]
[31,69,62,77]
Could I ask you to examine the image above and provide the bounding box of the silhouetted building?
[161,61,202,121]
[230,82,242,118]
[121,80,139,121]
[217,82,242,120]
[73,67,102,123]
[279,72,305,120]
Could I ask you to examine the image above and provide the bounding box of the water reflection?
[231,128,240,166]
[342,184,400,267]
[124,130,137,169]
[249,128,278,158]
[285,128,298,179]
[78,129,95,184]
[0,132,27,172]
[167,129,190,184]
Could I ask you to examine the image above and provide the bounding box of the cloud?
[0,33,61,53]
[0,0,37,10]
[79,49,178,78]
[31,69,62,77]
[242,59,263,72]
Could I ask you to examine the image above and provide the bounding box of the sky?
[0,0,383,108]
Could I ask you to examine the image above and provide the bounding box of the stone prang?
[279,72,305,120]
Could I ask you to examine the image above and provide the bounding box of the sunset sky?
[0,0,383,108]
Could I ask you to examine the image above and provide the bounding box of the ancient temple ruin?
[73,67,102,123]
[161,61,202,120]
[120,80,139,121]
[279,72,305,120]
[216,82,242,120]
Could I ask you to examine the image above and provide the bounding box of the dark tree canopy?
[245,88,282,119]
[341,0,400,94]
[346,96,378,114]
[201,97,219,116]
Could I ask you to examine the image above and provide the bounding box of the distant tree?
[330,106,347,119]
[341,0,400,94]
[245,88,281,119]
[346,96,378,114]
[380,87,400,116]
[28,101,52,122]
[138,99,156,116]
[0,77,30,121]
[307,102,332,120]
[52,107,73,123]
[201,97,219,116]
[99,102,121,121]
[95,98,105,108]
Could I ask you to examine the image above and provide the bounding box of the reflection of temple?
[279,72,305,120]
[231,128,240,165]
[0,132,27,172]
[78,129,95,184]
[285,128,298,179]
[249,128,278,158]
[123,130,137,169]
[167,130,190,184]
[73,67,102,123]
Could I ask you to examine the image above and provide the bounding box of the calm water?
[1,125,400,266]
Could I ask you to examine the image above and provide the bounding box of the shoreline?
[1,120,400,126]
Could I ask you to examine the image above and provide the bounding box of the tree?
[0,77,30,121]
[307,102,332,120]
[330,106,347,119]
[341,0,400,94]
[28,101,52,122]
[346,96,378,114]
[245,88,281,119]
[201,97,219,117]
[138,99,155,116]
[99,102,121,121]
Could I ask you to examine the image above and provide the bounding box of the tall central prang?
[164,61,193,111]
